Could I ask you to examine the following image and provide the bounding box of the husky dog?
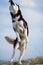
[5,0,29,64]
[9,0,29,42]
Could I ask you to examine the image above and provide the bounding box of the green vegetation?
[27,56,43,64]
[0,56,43,65]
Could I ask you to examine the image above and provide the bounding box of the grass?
[0,56,43,65]
[27,56,43,64]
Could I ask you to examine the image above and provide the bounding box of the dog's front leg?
[18,48,25,64]
[16,32,21,41]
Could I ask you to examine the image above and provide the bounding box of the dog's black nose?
[9,0,12,2]
[9,0,15,5]
[9,0,10,2]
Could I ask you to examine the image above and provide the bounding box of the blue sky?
[0,0,43,61]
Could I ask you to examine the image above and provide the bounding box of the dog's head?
[9,0,20,14]
[12,4,20,14]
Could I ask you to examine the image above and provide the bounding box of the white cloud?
[0,7,9,13]
[30,29,42,38]
[0,6,11,25]
[22,8,43,27]
[0,28,16,39]
[19,0,36,7]
[28,10,43,26]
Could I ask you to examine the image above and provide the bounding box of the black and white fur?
[9,0,29,42]
[5,0,29,64]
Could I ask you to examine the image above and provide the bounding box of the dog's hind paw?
[10,59,14,62]
[18,61,22,64]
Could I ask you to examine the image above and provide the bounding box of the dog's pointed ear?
[5,36,15,44]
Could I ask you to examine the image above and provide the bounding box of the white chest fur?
[12,20,24,32]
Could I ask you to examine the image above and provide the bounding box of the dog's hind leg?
[18,47,25,64]
[10,48,15,62]
[10,42,19,62]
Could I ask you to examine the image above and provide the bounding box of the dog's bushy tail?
[5,36,15,44]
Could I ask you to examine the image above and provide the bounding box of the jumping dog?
[5,0,29,64]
